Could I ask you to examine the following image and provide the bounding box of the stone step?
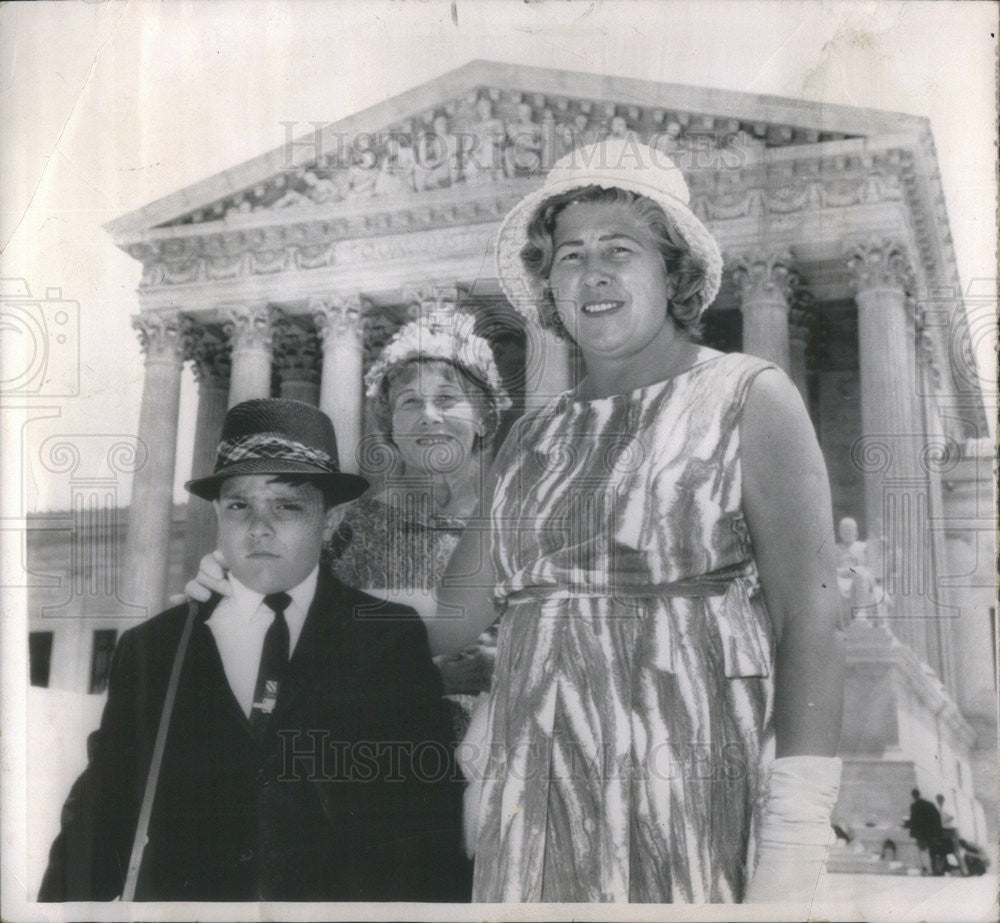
[826,852,916,875]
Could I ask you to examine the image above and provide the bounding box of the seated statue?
[836,516,881,625]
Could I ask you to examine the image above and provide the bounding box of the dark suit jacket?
[907,798,944,844]
[38,569,469,902]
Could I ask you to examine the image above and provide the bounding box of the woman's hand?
[167,550,232,605]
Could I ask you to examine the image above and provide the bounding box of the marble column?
[731,250,796,374]
[847,239,931,665]
[123,310,185,618]
[915,325,957,694]
[525,324,573,410]
[222,302,274,407]
[788,289,816,400]
[274,316,321,406]
[313,294,364,473]
[181,320,230,580]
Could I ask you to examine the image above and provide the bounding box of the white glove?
[744,755,842,904]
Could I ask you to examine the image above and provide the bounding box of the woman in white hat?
[434,137,844,903]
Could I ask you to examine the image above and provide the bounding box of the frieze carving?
[182,317,231,386]
[333,225,495,268]
[311,293,364,345]
[221,303,275,352]
[132,311,185,363]
[205,252,248,281]
[846,239,914,295]
[131,149,917,291]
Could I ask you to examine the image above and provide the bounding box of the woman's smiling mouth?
[415,435,454,445]
[582,300,624,316]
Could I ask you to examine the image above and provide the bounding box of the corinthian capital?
[221,302,274,352]
[132,311,185,364]
[729,251,798,305]
[846,239,913,294]
[403,284,462,319]
[311,293,364,345]
[181,317,231,386]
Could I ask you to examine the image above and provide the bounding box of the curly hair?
[519,186,707,338]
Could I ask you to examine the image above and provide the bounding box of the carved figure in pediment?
[374,137,417,196]
[504,103,542,178]
[464,97,505,184]
[649,120,683,159]
[269,185,310,209]
[346,152,379,199]
[301,168,345,204]
[553,112,593,157]
[607,115,630,141]
[230,193,253,216]
[726,130,766,168]
[415,114,461,190]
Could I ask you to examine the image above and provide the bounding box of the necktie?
[250,592,292,740]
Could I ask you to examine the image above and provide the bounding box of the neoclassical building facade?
[31,62,996,854]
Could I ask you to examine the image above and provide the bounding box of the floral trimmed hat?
[365,312,512,441]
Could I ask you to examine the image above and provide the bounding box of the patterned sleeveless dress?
[471,351,778,903]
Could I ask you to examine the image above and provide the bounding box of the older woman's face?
[388,361,482,475]
[548,199,672,362]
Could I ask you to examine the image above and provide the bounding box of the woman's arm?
[741,368,844,757]
[428,446,504,658]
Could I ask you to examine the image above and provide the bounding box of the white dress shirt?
[206,566,318,717]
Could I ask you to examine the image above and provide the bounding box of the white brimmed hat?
[495,136,723,325]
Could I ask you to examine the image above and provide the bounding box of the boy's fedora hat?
[185,398,368,503]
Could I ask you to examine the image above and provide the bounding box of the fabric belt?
[502,561,756,606]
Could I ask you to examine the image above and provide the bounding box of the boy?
[39,399,468,901]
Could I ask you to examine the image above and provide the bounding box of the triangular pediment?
[104,60,926,240]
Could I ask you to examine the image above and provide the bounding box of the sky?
[2,0,997,512]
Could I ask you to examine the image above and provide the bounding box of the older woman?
[431,138,844,903]
[329,313,509,711]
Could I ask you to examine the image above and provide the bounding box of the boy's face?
[214,475,338,595]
